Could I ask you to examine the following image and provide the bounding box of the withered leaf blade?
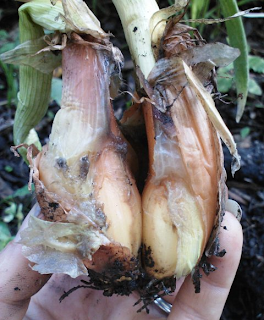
[182,61,241,176]
[60,0,108,38]
[0,37,61,74]
[179,42,240,67]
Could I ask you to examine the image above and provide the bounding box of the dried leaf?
[183,61,240,175]
[179,42,240,68]
[0,36,61,74]
[182,7,261,24]
[60,0,107,38]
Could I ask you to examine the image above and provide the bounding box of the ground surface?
[0,1,264,319]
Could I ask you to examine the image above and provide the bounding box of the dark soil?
[0,1,264,319]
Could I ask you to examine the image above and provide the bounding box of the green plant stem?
[112,0,159,78]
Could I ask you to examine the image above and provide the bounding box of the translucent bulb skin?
[30,38,142,278]
[142,76,221,279]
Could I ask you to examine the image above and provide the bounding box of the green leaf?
[16,204,24,227]
[0,60,18,106]
[240,126,250,139]
[190,0,210,29]
[248,78,262,96]
[0,222,11,238]
[220,0,249,122]
[217,64,235,93]
[51,78,63,105]
[11,7,53,163]
[3,203,17,223]
[0,42,17,54]
[217,75,233,93]
[0,222,13,251]
[13,185,32,198]
[3,184,34,202]
[238,0,255,5]
[126,100,132,109]
[47,110,55,120]
[0,29,8,39]
[4,165,13,173]
[248,55,264,73]
[0,37,61,74]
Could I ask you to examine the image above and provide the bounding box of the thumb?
[168,211,243,320]
[0,204,51,320]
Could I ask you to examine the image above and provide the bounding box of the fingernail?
[226,199,242,222]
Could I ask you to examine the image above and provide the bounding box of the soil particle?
[142,245,155,268]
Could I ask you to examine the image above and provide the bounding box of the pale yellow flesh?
[142,182,178,279]
[95,148,142,256]
[143,180,204,279]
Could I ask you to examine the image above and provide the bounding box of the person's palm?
[0,206,242,320]
[25,274,167,319]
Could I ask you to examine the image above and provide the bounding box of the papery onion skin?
[21,35,142,280]
[142,79,222,279]
[141,22,227,280]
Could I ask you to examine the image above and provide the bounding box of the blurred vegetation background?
[0,0,263,318]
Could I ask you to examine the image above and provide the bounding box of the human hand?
[0,204,242,320]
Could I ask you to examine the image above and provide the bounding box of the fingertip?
[208,211,243,285]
